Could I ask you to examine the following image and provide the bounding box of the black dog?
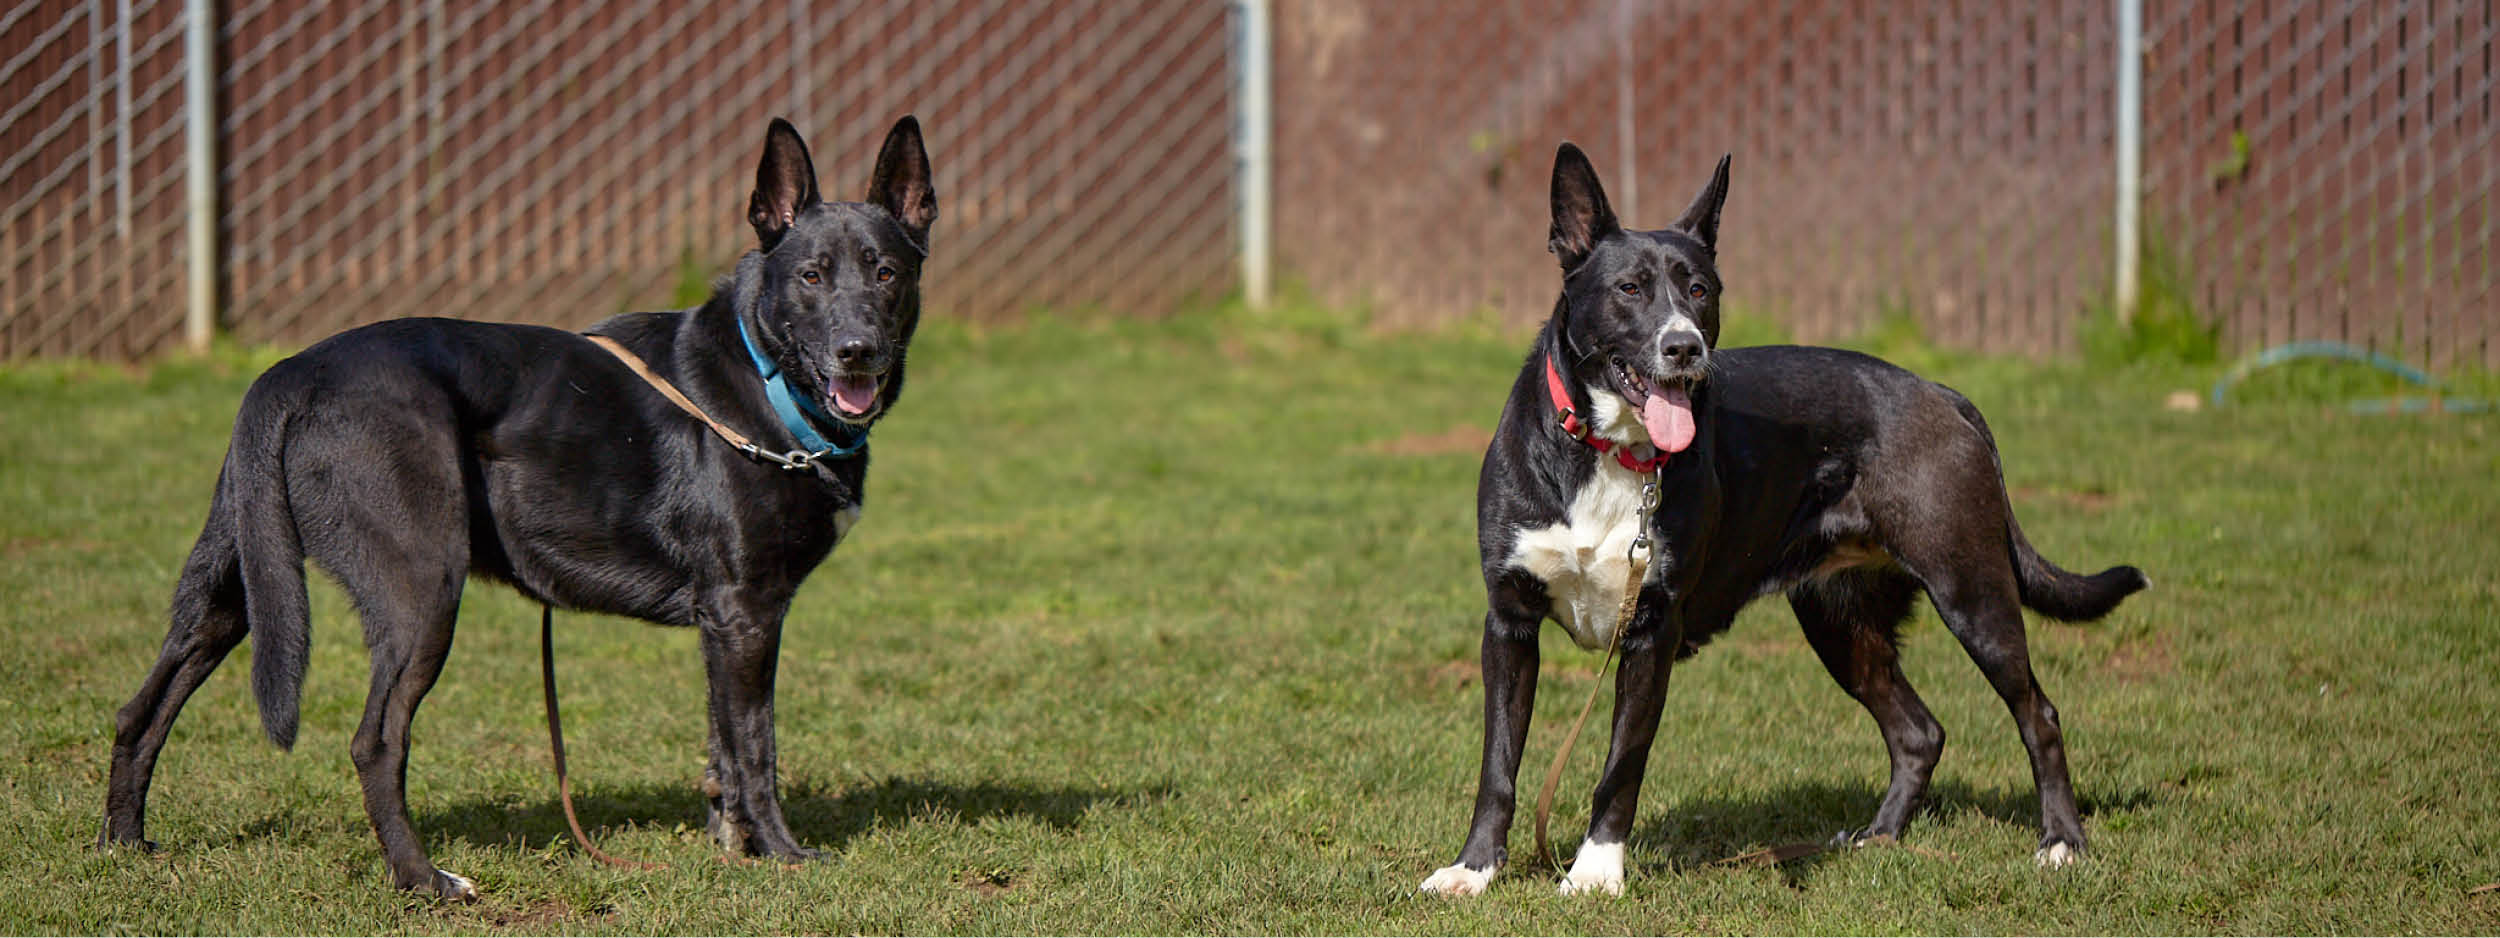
[1420,145,2145,897]
[99,117,936,900]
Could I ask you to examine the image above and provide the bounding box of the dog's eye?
[1686,280,1708,299]
[1617,282,1640,297]
[800,269,822,285]
[875,266,895,284]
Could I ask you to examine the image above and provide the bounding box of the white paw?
[1557,841,1625,896]
[435,868,478,901]
[1418,863,1495,897]
[2034,842,2081,868]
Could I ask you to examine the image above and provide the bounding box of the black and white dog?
[1420,145,2146,897]
[99,117,936,900]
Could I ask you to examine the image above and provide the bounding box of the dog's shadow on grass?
[1618,778,2156,887]
[404,774,1172,856]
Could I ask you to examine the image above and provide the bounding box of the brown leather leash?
[586,334,833,473]
[540,604,662,870]
[1531,469,1660,871]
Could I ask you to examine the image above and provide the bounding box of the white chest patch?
[1504,453,1653,650]
[832,505,862,544]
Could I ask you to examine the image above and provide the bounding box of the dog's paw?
[94,831,159,854]
[1557,842,1626,897]
[2034,840,2083,869]
[769,844,826,864]
[1418,863,1495,897]
[431,868,479,903]
[1557,870,1625,896]
[708,812,752,856]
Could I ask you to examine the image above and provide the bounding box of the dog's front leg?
[697,601,820,862]
[1560,597,1678,897]
[702,727,746,855]
[1421,601,1543,896]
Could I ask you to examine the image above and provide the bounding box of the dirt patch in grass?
[488,899,579,928]
[1370,424,1492,456]
[2103,632,2176,682]
[440,896,607,930]
[1423,659,1476,691]
[3,535,104,559]
[2011,485,2121,512]
[960,867,1020,897]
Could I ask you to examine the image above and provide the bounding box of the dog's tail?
[2008,521,2148,622]
[1944,389,2148,623]
[227,383,314,750]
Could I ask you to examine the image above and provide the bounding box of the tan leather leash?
[586,334,832,473]
[1531,469,1661,872]
[540,605,662,870]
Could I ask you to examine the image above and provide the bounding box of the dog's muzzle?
[1611,355,1700,455]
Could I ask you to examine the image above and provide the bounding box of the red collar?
[1545,355,1673,473]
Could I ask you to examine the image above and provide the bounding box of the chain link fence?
[5,1,2495,368]
[3,0,192,360]
[5,0,1236,359]
[2143,0,2495,369]
[1272,0,2495,367]
[1274,0,2121,358]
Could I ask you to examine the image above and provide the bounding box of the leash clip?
[740,442,831,472]
[1630,474,1661,559]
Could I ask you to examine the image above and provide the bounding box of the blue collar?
[737,316,869,459]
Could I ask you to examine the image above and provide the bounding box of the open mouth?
[826,373,884,421]
[1608,357,1699,454]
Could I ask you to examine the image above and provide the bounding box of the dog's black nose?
[1662,331,1706,370]
[834,338,876,367]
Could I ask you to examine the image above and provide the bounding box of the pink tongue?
[829,376,878,415]
[1643,386,1696,454]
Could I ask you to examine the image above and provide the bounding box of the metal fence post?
[183,0,216,352]
[2114,0,2142,324]
[1614,0,1636,214]
[1234,0,1272,310]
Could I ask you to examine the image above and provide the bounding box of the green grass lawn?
[3,304,2495,934]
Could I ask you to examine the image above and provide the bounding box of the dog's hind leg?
[100,502,250,851]
[1909,553,2087,867]
[342,563,473,899]
[1790,569,1943,845]
[290,399,482,900]
[1874,402,2087,865]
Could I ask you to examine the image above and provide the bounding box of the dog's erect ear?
[867,115,938,243]
[1548,143,1619,271]
[1673,154,1732,251]
[749,118,823,250]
